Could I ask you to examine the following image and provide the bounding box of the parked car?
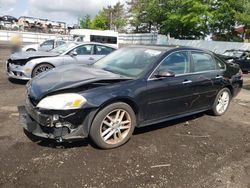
[233,52,250,73]
[220,49,250,73]
[222,49,246,59]
[19,46,243,149]
[7,42,117,80]
[22,39,66,52]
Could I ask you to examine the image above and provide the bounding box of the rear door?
[188,51,225,111]
[94,45,116,61]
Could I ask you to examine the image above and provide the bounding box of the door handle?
[215,75,223,79]
[182,80,192,84]
[89,57,94,60]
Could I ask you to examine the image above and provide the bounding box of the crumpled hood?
[29,64,129,100]
[10,51,59,60]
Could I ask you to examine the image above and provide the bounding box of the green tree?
[91,2,126,32]
[161,0,211,39]
[127,0,151,33]
[79,15,91,29]
[236,0,250,40]
[112,2,126,31]
[237,0,250,27]
[90,10,109,30]
[209,0,241,41]
[127,0,250,40]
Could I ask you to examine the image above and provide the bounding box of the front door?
[69,44,95,65]
[144,51,194,121]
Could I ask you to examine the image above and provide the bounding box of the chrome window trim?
[147,50,226,81]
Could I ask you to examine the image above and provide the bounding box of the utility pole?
[110,11,113,30]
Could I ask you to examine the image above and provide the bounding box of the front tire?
[90,102,136,149]
[211,88,231,116]
[32,63,54,77]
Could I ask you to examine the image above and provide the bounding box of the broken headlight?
[37,93,87,110]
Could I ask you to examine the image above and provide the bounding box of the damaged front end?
[7,58,31,79]
[18,95,95,142]
[18,65,132,142]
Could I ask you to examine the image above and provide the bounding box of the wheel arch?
[31,62,55,77]
[224,85,234,97]
[26,48,36,51]
[85,97,140,135]
[98,97,139,116]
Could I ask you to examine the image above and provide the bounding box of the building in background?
[0,15,19,30]
[18,16,66,34]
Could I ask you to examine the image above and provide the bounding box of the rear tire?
[32,63,54,78]
[89,102,136,149]
[211,88,231,116]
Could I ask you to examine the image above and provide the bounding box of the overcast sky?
[0,0,125,25]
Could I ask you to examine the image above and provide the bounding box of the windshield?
[51,42,78,54]
[94,47,162,77]
[223,51,243,58]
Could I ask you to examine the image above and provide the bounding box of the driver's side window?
[157,51,190,75]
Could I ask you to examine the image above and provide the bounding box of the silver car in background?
[22,39,66,52]
[7,42,117,80]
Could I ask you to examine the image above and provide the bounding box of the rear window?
[191,52,216,72]
[215,57,226,70]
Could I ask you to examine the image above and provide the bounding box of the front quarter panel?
[80,79,147,125]
[28,57,65,69]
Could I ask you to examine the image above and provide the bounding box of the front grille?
[25,97,51,126]
[8,59,28,66]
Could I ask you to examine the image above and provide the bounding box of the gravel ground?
[1,45,250,188]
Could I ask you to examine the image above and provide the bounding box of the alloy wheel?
[34,64,53,76]
[216,91,230,114]
[100,109,131,145]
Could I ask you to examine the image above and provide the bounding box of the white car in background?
[22,39,66,52]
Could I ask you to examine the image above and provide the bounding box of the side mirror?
[70,50,78,57]
[154,69,175,78]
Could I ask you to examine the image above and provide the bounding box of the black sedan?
[220,50,250,73]
[19,46,243,149]
[234,52,250,73]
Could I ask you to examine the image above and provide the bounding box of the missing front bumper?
[18,106,87,142]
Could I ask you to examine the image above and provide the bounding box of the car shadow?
[24,113,206,149]
[8,78,28,85]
